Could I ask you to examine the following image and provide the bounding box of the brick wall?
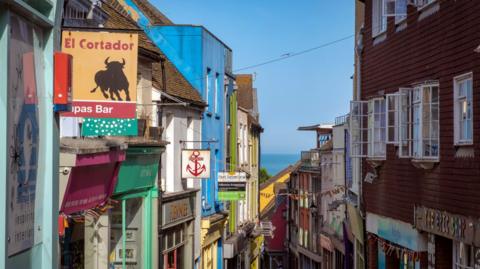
[361,0,480,224]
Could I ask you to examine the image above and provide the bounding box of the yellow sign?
[61,31,138,118]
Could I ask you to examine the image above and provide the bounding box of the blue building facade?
[119,1,232,268]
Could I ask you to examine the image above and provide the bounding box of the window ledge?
[418,2,440,21]
[372,31,387,46]
[366,158,385,168]
[395,20,407,33]
[411,159,438,170]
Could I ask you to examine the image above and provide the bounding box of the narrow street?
[0,0,479,269]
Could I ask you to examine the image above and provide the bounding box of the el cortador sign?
[414,205,479,245]
[61,31,138,118]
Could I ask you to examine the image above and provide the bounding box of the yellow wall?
[259,172,290,213]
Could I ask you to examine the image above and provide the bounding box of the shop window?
[454,73,473,145]
[453,242,474,269]
[110,198,144,269]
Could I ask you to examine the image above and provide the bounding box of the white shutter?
[350,101,369,158]
[386,93,401,144]
[399,88,413,157]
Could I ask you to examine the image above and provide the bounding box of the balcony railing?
[335,113,349,126]
[301,150,321,170]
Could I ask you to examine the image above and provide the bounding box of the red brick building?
[351,0,480,268]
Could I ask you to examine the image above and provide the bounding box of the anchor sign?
[181,150,211,179]
[187,150,206,177]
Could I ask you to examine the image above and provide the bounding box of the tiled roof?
[152,61,205,105]
[132,0,172,25]
[236,74,254,110]
[102,1,161,55]
[102,1,205,105]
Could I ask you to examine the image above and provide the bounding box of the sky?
[152,0,355,154]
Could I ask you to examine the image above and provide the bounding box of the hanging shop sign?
[218,172,247,201]
[181,150,211,179]
[61,31,138,118]
[414,206,476,245]
[162,197,194,227]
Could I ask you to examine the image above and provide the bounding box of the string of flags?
[260,185,347,200]
[58,199,119,236]
[368,234,424,262]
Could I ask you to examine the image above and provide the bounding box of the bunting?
[368,234,424,262]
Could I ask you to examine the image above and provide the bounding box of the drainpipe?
[355,24,368,269]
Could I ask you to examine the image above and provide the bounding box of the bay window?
[454,73,473,145]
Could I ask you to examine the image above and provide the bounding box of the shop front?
[160,190,197,269]
[414,205,480,269]
[107,142,164,269]
[58,138,127,269]
[366,212,427,269]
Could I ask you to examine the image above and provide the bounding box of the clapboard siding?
[361,0,480,224]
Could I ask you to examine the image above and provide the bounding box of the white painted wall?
[156,102,203,261]
[237,110,248,224]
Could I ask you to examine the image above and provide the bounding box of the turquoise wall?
[0,0,62,268]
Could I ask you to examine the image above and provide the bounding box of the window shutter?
[349,101,369,157]
[399,88,413,157]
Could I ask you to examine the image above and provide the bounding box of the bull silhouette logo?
[91,57,131,101]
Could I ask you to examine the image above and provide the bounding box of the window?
[205,68,211,107]
[394,0,407,23]
[214,73,219,114]
[453,242,474,269]
[399,84,439,159]
[368,98,386,158]
[350,98,386,159]
[386,93,401,144]
[454,73,473,145]
[372,0,387,37]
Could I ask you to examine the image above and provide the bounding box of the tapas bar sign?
[414,206,475,245]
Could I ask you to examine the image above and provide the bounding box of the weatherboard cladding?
[361,0,480,225]
[102,0,204,105]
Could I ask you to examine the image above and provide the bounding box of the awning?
[224,233,248,259]
[114,146,163,196]
[347,203,364,243]
[60,149,125,214]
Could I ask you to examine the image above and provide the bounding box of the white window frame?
[368,98,387,159]
[372,0,387,37]
[399,84,439,159]
[350,101,369,158]
[386,92,401,144]
[350,98,386,159]
[453,72,473,146]
[383,0,407,24]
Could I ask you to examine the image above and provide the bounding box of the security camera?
[61,167,70,175]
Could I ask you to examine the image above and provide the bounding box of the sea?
[261,153,299,176]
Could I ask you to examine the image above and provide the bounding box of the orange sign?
[61,31,138,118]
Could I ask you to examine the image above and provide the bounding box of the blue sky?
[152,0,354,154]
